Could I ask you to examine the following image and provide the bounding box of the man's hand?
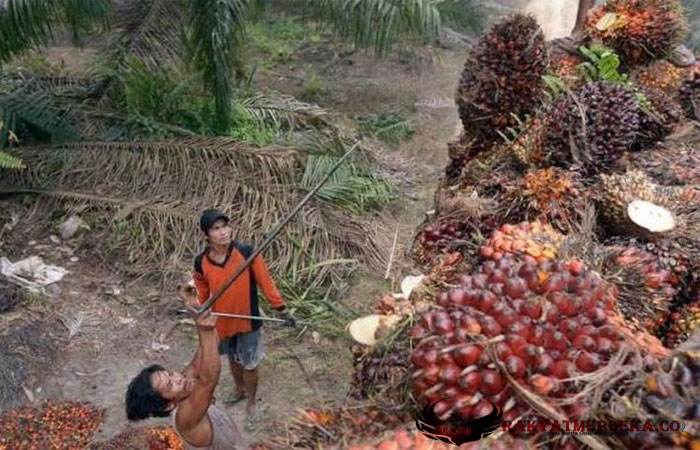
[177,283,199,311]
[278,310,297,327]
[196,309,217,330]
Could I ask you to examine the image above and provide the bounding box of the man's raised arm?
[174,285,221,433]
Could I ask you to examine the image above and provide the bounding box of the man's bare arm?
[176,311,221,433]
[178,283,207,379]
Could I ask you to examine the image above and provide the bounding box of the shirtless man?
[125,284,246,449]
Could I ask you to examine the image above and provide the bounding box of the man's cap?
[199,209,229,233]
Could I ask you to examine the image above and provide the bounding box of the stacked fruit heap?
[0,400,104,450]
[258,406,415,449]
[97,426,185,450]
[355,0,700,449]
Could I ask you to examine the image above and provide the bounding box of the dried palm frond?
[0,137,392,288]
[238,91,332,130]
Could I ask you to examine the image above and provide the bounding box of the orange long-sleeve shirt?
[192,241,285,339]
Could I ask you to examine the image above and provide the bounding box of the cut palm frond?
[291,0,442,56]
[239,91,332,130]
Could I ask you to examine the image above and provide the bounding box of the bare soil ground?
[0,37,467,447]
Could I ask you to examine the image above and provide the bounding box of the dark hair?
[125,364,171,421]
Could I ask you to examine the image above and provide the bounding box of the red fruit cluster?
[146,427,185,450]
[409,256,623,423]
[479,221,563,264]
[417,219,466,263]
[585,0,688,66]
[0,400,104,450]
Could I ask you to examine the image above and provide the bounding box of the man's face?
[150,370,195,405]
[207,219,232,246]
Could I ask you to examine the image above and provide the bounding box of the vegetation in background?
[247,15,322,69]
[435,0,486,34]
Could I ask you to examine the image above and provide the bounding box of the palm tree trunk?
[572,0,595,35]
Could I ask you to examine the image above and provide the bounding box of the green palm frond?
[0,0,110,63]
[0,88,80,148]
[0,0,58,63]
[110,0,187,70]
[57,0,112,46]
[292,0,442,56]
[185,0,249,132]
[300,152,396,214]
[0,150,25,169]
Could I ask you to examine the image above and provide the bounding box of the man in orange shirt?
[193,209,296,431]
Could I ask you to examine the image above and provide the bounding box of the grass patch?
[299,76,329,103]
[247,16,322,69]
[356,112,415,144]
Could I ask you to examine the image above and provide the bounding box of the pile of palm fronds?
[0,129,397,290]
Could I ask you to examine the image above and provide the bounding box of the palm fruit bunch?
[479,221,564,264]
[679,71,700,120]
[350,343,408,401]
[542,81,641,174]
[501,168,588,232]
[146,427,185,450]
[445,133,490,179]
[510,115,549,169]
[602,245,678,334]
[549,54,584,88]
[619,351,700,448]
[345,427,532,450]
[633,60,686,95]
[634,85,683,150]
[266,407,413,449]
[415,218,468,265]
[584,0,689,67]
[603,236,696,293]
[663,270,700,347]
[595,170,697,240]
[455,14,547,147]
[624,144,700,186]
[664,300,700,348]
[408,254,629,425]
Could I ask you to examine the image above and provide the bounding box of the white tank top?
[171,403,247,450]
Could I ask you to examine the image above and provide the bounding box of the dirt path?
[0,40,468,447]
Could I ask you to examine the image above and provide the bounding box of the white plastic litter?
[0,255,69,293]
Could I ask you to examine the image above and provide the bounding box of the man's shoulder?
[231,240,253,259]
[194,248,208,275]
